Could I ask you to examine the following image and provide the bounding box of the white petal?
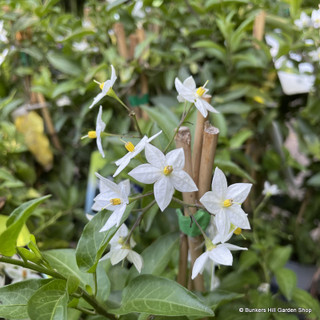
[171,170,198,192]
[113,157,131,177]
[222,243,248,251]
[226,183,252,204]
[209,245,233,266]
[191,252,209,279]
[165,148,185,170]
[146,130,162,143]
[99,211,119,232]
[154,177,174,211]
[115,205,127,227]
[211,167,228,200]
[110,248,129,265]
[194,99,208,117]
[228,206,251,230]
[215,211,230,239]
[183,76,196,90]
[199,191,222,214]
[96,135,105,158]
[199,98,219,114]
[145,144,166,169]
[101,65,117,94]
[96,173,120,194]
[127,251,143,273]
[174,77,196,102]
[89,91,105,109]
[129,164,162,184]
[119,179,131,199]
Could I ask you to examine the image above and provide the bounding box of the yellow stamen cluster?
[234,227,242,235]
[110,198,122,205]
[88,131,97,139]
[163,165,173,176]
[223,199,233,207]
[253,96,264,104]
[196,86,206,97]
[117,237,125,245]
[125,141,135,152]
[100,82,104,90]
[121,243,131,250]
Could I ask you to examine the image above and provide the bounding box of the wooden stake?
[113,22,129,60]
[198,122,219,198]
[129,34,139,60]
[253,10,266,48]
[175,127,204,292]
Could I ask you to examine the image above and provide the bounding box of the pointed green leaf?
[27,279,68,320]
[0,279,50,319]
[76,202,135,273]
[0,195,51,256]
[275,268,297,301]
[112,275,214,317]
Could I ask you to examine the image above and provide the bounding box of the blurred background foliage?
[0,0,320,317]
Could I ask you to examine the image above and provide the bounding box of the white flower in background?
[0,20,8,43]
[294,12,311,29]
[93,173,130,231]
[175,76,218,118]
[311,9,320,28]
[89,65,117,109]
[100,224,143,273]
[298,62,314,74]
[309,48,320,61]
[113,131,162,177]
[0,48,9,66]
[83,106,106,158]
[262,181,280,196]
[56,95,71,107]
[0,273,4,287]
[4,257,41,284]
[73,41,89,51]
[132,0,145,19]
[129,144,198,211]
[191,233,247,280]
[200,167,252,238]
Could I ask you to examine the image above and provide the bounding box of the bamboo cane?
[113,22,129,60]
[253,10,266,48]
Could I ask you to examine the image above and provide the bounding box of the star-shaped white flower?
[309,47,320,62]
[311,9,320,28]
[175,76,218,118]
[128,144,198,211]
[89,65,117,109]
[3,256,41,284]
[262,181,280,196]
[191,234,247,280]
[294,12,311,29]
[93,173,130,232]
[100,224,143,273]
[113,131,162,177]
[0,20,8,43]
[200,167,252,238]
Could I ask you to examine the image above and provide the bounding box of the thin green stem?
[74,306,96,316]
[190,214,207,239]
[164,102,193,153]
[172,196,203,209]
[93,271,98,297]
[129,191,153,202]
[33,211,64,235]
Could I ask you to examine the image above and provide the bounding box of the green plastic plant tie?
[176,209,210,237]
[128,94,149,107]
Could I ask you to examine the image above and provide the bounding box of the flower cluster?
[294,9,320,29]
[85,65,251,277]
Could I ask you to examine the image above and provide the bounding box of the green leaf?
[307,172,320,187]
[129,233,179,279]
[230,129,253,148]
[0,279,50,320]
[61,29,95,42]
[43,249,92,289]
[0,195,51,256]
[28,279,68,320]
[215,102,252,114]
[238,250,259,273]
[267,246,292,272]
[111,275,214,316]
[47,52,81,77]
[67,275,80,295]
[275,268,296,301]
[76,202,135,273]
[192,41,226,62]
[292,288,320,319]
[214,160,254,183]
[12,16,38,33]
[17,247,42,264]
[203,290,244,309]
[51,80,79,99]
[20,47,44,61]
[140,105,178,140]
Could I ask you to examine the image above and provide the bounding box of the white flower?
[89,65,117,109]
[294,12,311,29]
[132,0,145,19]
[56,95,71,107]
[0,273,4,287]
[73,41,89,51]
[101,224,143,273]
[128,144,198,211]
[0,21,8,43]
[200,167,252,238]
[191,235,247,280]
[175,76,218,118]
[113,131,162,177]
[4,256,41,284]
[93,173,130,231]
[262,181,280,196]
[309,48,320,61]
[0,48,9,66]
[311,9,320,28]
